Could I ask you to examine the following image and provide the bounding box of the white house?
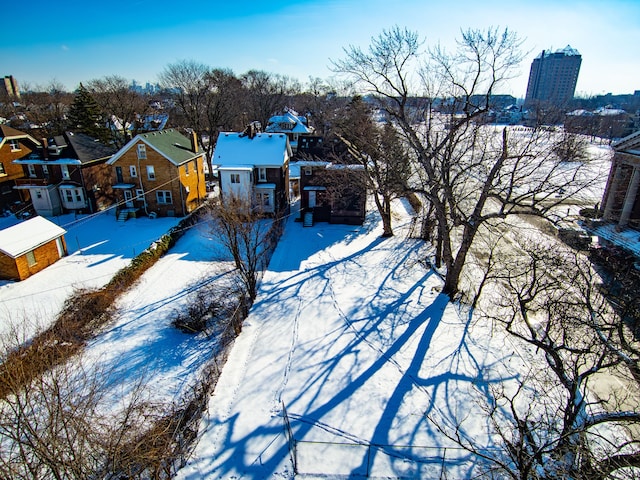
[212,131,292,214]
[264,110,314,152]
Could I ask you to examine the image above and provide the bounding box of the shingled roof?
[107,129,202,166]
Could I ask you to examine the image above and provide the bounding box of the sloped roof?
[108,129,202,167]
[265,111,314,134]
[0,124,42,149]
[65,131,117,164]
[612,129,640,153]
[0,216,66,259]
[213,132,291,168]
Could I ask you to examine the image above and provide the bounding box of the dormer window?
[137,143,147,160]
[9,139,20,151]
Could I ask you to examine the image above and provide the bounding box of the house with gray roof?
[13,131,117,216]
[107,129,206,219]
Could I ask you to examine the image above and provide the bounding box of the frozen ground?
[176,201,522,479]
[0,212,180,342]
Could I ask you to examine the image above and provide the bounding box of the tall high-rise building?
[0,75,20,98]
[524,46,581,108]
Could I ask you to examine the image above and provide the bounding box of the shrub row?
[0,208,205,399]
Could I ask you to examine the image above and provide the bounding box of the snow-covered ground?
[176,202,522,479]
[2,135,631,478]
[0,212,181,343]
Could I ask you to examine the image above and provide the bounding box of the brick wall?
[113,140,206,217]
[0,236,66,280]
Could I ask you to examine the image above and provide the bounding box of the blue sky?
[3,0,639,98]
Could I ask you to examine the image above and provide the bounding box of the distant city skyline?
[2,0,639,98]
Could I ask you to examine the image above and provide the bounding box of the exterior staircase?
[303,210,314,227]
[117,210,129,222]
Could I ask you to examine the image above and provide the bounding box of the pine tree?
[67,83,109,141]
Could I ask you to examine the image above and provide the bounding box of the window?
[64,190,73,203]
[304,167,312,176]
[135,189,144,199]
[75,189,82,202]
[156,190,173,204]
[28,164,36,177]
[130,165,137,177]
[184,162,190,176]
[26,251,36,267]
[9,139,20,151]
[42,165,49,177]
[35,190,42,199]
[257,192,271,206]
[0,162,5,175]
[230,173,240,184]
[146,165,155,180]
[258,168,267,182]
[137,143,147,159]
[61,165,70,180]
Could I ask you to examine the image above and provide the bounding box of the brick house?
[212,130,291,215]
[601,129,640,230]
[0,125,41,213]
[297,160,366,226]
[13,131,117,216]
[0,216,67,280]
[107,129,206,219]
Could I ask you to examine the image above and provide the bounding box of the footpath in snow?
[178,201,517,479]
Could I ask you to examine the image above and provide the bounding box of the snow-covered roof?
[254,183,276,189]
[265,111,314,135]
[612,129,640,152]
[0,216,66,259]
[213,132,291,168]
[14,158,81,165]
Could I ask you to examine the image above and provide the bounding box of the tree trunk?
[381,197,393,237]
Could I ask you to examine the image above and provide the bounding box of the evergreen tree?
[67,83,109,141]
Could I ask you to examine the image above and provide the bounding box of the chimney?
[190,131,198,153]
[41,138,49,160]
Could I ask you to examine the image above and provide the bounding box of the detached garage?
[0,216,67,281]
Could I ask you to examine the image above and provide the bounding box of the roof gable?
[613,129,640,153]
[0,125,42,149]
[265,111,313,134]
[213,132,291,167]
[0,216,66,258]
[108,129,202,166]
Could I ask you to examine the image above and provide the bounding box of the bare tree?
[207,196,282,302]
[86,75,151,147]
[335,95,411,237]
[240,70,301,128]
[17,80,72,137]
[332,26,600,298]
[159,61,243,177]
[0,348,173,479]
[438,241,640,479]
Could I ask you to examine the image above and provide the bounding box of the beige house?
[0,216,67,280]
[107,129,207,219]
[601,130,640,230]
